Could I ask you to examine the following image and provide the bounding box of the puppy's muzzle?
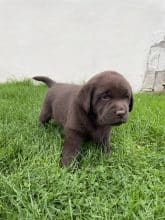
[112,109,128,125]
[115,110,126,118]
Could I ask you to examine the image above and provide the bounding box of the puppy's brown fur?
[33,71,133,166]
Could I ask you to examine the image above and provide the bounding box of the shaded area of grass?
[0,81,165,219]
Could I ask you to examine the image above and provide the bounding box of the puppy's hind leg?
[39,101,52,126]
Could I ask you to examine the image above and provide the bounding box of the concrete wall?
[0,0,165,91]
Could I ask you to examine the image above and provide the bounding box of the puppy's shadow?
[39,121,109,171]
[40,120,64,139]
[73,141,108,170]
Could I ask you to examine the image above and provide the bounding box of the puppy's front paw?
[60,131,83,167]
[102,144,112,155]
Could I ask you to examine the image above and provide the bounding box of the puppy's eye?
[125,94,129,99]
[101,94,112,101]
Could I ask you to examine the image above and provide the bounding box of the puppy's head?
[78,71,133,126]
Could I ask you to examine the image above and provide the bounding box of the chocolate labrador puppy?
[33,71,133,166]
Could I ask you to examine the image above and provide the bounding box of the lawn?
[0,80,165,220]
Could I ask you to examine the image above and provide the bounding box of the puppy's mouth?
[98,119,127,126]
[111,121,125,126]
[103,118,128,126]
[97,113,128,126]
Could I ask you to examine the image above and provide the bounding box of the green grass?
[0,80,165,220]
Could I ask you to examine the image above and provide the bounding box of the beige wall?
[0,0,165,91]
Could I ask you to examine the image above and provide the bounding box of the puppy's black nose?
[115,110,126,117]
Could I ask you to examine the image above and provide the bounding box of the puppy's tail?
[33,76,55,88]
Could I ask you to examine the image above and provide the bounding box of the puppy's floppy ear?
[77,83,94,113]
[129,92,134,112]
